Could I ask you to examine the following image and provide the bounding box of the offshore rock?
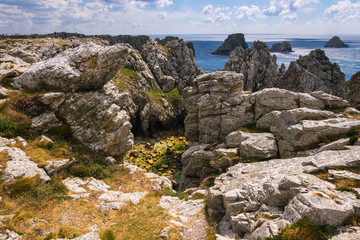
[270,41,293,53]
[224,41,279,91]
[346,71,360,109]
[324,36,349,48]
[13,43,129,92]
[276,49,346,98]
[212,33,248,55]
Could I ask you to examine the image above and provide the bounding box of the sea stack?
[270,41,293,53]
[211,33,248,55]
[324,36,349,48]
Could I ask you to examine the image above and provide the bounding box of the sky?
[0,0,360,35]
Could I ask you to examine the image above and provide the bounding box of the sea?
[149,34,360,80]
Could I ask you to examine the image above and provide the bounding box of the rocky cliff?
[212,33,248,55]
[346,71,360,109]
[224,41,280,91]
[324,36,349,48]
[276,49,346,98]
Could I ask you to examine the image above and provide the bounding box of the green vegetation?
[163,187,187,200]
[144,88,183,107]
[314,168,360,199]
[238,123,270,133]
[3,175,69,204]
[127,136,188,180]
[101,230,116,240]
[112,67,138,92]
[348,127,360,145]
[266,217,337,240]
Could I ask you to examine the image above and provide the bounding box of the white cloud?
[201,4,232,23]
[202,16,214,23]
[158,11,167,19]
[235,5,261,21]
[202,5,213,14]
[324,0,360,23]
[215,12,231,22]
[263,0,319,21]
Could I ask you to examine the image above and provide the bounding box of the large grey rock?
[224,41,279,91]
[278,117,360,158]
[183,71,246,143]
[31,112,62,132]
[276,49,346,98]
[44,158,75,175]
[346,71,360,109]
[159,196,208,240]
[13,43,129,92]
[1,147,50,183]
[179,144,217,191]
[283,191,354,226]
[58,91,134,158]
[208,146,360,239]
[142,39,200,91]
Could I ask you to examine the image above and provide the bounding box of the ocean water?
[150,34,360,80]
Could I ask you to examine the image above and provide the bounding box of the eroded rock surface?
[208,146,360,239]
[346,71,360,109]
[276,49,346,98]
[13,43,129,92]
[224,41,279,91]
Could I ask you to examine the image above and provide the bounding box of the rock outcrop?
[208,146,360,239]
[270,41,293,53]
[58,91,134,158]
[142,39,201,91]
[324,36,349,48]
[212,33,248,55]
[224,41,280,91]
[346,71,360,109]
[13,43,129,92]
[276,49,346,98]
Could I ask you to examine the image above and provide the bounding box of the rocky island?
[270,41,293,53]
[211,33,248,55]
[324,36,349,48]
[0,33,360,240]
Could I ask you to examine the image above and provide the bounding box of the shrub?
[350,136,359,145]
[13,96,46,118]
[101,230,116,240]
[0,118,16,133]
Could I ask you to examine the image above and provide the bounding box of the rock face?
[212,33,248,55]
[13,43,129,92]
[184,71,346,145]
[183,71,245,144]
[324,36,349,48]
[276,49,346,98]
[58,91,134,158]
[270,41,293,53]
[142,39,201,91]
[208,146,360,239]
[346,71,360,109]
[224,41,280,91]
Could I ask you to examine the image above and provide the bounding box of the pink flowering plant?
[13,96,47,118]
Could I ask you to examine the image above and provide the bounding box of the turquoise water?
[150,34,360,80]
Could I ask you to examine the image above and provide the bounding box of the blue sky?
[0,0,360,35]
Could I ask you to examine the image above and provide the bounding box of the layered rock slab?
[208,146,360,239]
